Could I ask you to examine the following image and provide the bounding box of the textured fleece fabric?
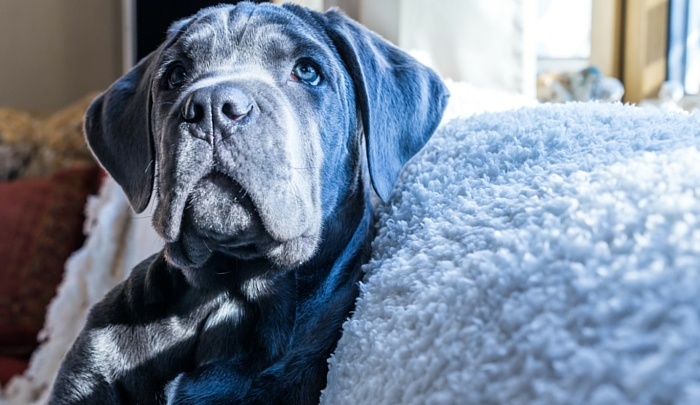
[323,103,700,405]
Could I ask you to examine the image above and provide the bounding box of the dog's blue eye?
[291,62,321,86]
[165,64,187,90]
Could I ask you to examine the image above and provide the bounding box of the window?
[536,0,592,73]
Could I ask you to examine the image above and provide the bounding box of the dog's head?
[85,3,448,271]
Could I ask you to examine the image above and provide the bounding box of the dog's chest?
[194,280,296,371]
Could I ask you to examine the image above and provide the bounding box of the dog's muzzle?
[153,82,322,271]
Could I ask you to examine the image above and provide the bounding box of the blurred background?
[0,0,697,112]
[0,0,700,110]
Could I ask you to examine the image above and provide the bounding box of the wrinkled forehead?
[166,4,333,68]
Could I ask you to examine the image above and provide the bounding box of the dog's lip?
[201,232,259,248]
[221,243,262,261]
[197,171,317,244]
[185,171,315,244]
[202,170,244,191]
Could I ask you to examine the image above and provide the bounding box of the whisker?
[202,238,213,253]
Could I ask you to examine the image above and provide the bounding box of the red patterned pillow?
[0,356,28,385]
[0,165,101,355]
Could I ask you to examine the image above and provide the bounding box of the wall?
[590,0,623,78]
[0,0,122,112]
[1,0,533,111]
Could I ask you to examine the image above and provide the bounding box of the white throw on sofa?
[323,102,700,404]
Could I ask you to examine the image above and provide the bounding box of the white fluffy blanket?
[322,103,700,404]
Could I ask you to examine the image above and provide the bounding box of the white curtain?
[669,0,700,95]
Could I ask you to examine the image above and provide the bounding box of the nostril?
[182,95,204,123]
[222,102,253,122]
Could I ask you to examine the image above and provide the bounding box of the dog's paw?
[162,363,254,404]
[164,373,185,405]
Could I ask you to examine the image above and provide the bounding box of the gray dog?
[49,3,448,404]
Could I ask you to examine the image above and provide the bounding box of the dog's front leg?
[163,357,253,405]
[165,282,357,405]
[243,264,364,405]
[166,219,369,405]
[50,252,217,405]
[166,266,362,405]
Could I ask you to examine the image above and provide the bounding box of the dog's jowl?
[50,3,448,404]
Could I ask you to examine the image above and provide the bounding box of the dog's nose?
[181,85,255,127]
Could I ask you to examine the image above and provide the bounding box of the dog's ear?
[85,53,157,213]
[322,8,449,201]
[85,16,195,213]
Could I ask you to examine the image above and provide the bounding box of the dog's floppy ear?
[323,8,449,201]
[85,16,195,213]
[85,53,157,213]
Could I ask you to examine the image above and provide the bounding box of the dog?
[49,3,448,404]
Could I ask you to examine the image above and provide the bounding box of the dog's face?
[85,3,448,272]
[149,5,349,270]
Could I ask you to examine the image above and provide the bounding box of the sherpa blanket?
[322,103,700,404]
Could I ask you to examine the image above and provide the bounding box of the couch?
[0,95,103,389]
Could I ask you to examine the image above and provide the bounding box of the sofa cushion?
[0,356,28,385]
[0,165,101,355]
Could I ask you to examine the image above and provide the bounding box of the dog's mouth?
[187,172,260,236]
[183,171,268,254]
[161,171,320,270]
